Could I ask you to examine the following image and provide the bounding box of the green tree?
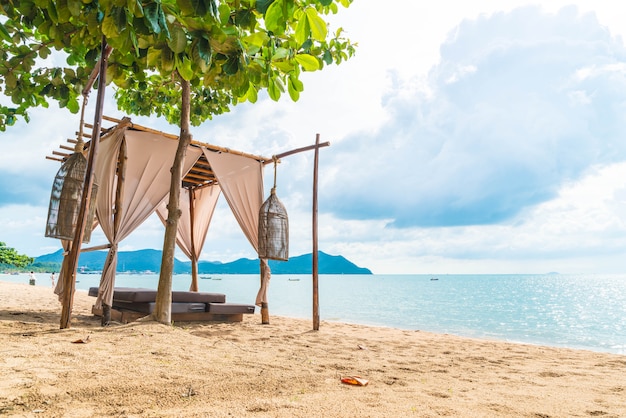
[1,0,355,324]
[0,241,34,268]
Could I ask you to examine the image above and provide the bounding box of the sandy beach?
[0,281,624,417]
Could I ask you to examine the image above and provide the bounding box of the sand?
[0,281,625,417]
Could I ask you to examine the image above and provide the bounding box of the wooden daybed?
[89,287,255,323]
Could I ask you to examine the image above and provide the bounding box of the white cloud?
[3,2,626,276]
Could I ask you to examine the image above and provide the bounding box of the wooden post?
[273,139,330,331]
[60,37,108,329]
[189,189,198,292]
[260,259,270,324]
[312,134,320,331]
[100,139,127,326]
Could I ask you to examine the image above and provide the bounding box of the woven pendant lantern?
[45,150,98,243]
[258,159,289,261]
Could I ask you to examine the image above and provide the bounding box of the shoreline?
[1,280,625,416]
[2,275,625,356]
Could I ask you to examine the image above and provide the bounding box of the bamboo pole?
[312,134,320,331]
[60,37,108,329]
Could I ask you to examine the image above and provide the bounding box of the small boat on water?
[200,276,212,280]
[430,277,439,281]
[288,278,300,281]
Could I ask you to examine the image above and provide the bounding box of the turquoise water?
[3,273,625,355]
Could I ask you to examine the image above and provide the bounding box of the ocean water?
[2,273,625,355]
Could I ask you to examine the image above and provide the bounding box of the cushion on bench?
[112,301,207,314]
[88,287,226,304]
[207,302,255,314]
[172,291,225,304]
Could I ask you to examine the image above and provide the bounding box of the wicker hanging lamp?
[45,98,98,243]
[258,157,289,261]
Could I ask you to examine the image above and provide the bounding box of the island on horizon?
[30,249,372,275]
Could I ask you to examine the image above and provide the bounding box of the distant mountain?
[35,249,372,275]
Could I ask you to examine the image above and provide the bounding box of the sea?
[2,272,625,355]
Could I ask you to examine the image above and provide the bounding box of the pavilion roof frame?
[46,115,274,191]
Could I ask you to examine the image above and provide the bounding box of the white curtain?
[94,129,202,307]
[53,239,71,302]
[203,150,269,305]
[156,184,221,287]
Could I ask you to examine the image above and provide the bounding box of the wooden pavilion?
[46,115,274,320]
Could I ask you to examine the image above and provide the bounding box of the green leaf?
[222,54,239,75]
[47,0,59,24]
[272,61,295,72]
[265,0,284,33]
[289,73,303,92]
[143,2,162,34]
[267,77,280,101]
[196,36,212,63]
[218,3,230,24]
[168,25,187,53]
[178,0,205,16]
[246,84,258,103]
[287,77,300,101]
[0,21,11,42]
[305,7,327,42]
[272,47,289,60]
[146,47,161,67]
[57,0,72,22]
[161,47,175,72]
[243,31,269,48]
[295,13,309,46]
[255,0,274,14]
[294,53,319,71]
[234,9,254,28]
[112,6,127,34]
[102,14,120,38]
[5,73,17,89]
[66,96,80,113]
[176,55,194,80]
[39,46,51,59]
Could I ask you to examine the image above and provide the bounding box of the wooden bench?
[88,287,255,323]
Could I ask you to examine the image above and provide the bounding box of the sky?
[2,1,626,274]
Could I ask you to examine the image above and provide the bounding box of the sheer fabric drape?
[203,150,269,305]
[94,129,202,307]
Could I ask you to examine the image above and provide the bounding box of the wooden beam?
[183,173,214,183]
[75,131,92,139]
[275,141,330,161]
[102,115,272,162]
[81,243,112,252]
[188,165,214,175]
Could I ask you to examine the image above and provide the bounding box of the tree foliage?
[0,241,33,267]
[0,0,356,130]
